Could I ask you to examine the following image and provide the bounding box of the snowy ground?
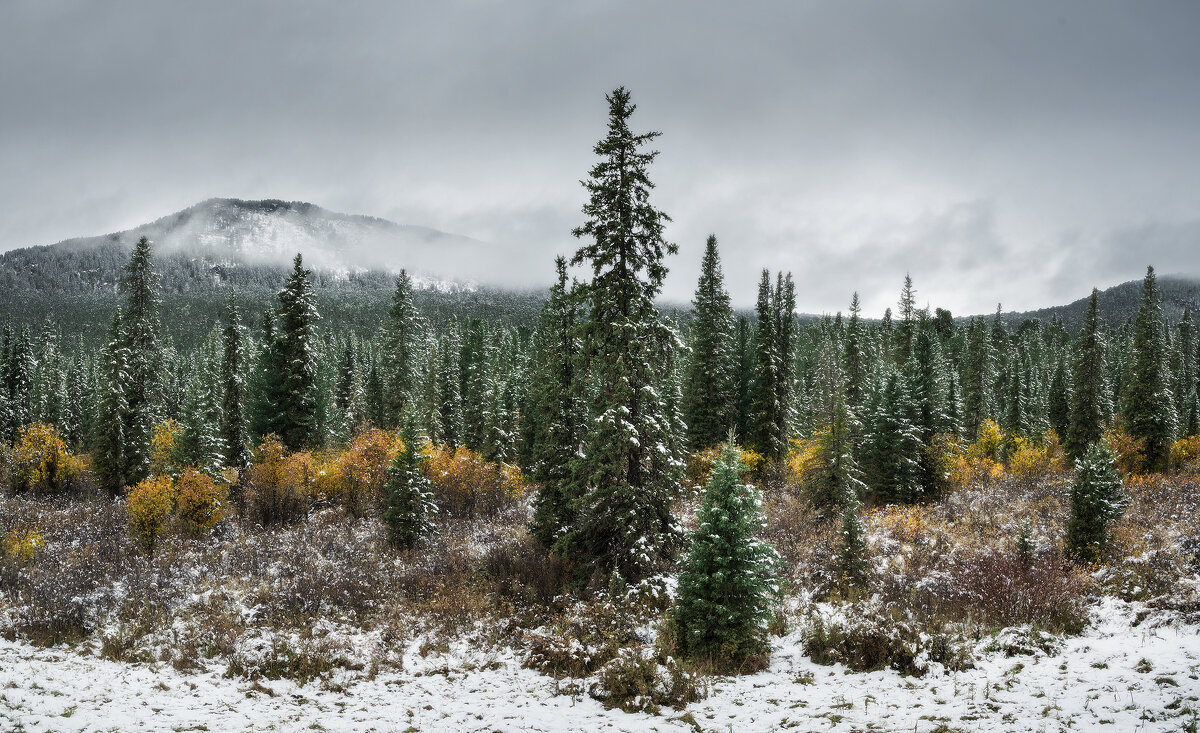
[2,599,1197,732]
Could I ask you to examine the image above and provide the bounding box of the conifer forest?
[3,6,1200,732]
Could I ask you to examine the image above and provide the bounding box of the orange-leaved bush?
[423,444,527,518]
[126,474,177,554]
[175,467,229,536]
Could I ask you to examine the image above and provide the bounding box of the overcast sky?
[2,1,1198,315]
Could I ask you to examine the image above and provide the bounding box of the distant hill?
[0,198,543,347]
[0,197,486,290]
[994,274,1200,334]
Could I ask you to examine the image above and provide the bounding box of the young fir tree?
[528,258,583,549]
[119,236,165,486]
[247,311,284,441]
[275,254,321,450]
[557,87,683,581]
[382,415,437,550]
[1122,267,1176,471]
[863,368,923,503]
[836,483,870,593]
[1048,350,1072,442]
[843,293,868,413]
[802,344,867,520]
[960,316,995,439]
[1067,289,1109,460]
[682,234,736,451]
[673,438,779,671]
[93,311,129,493]
[382,270,421,428]
[1065,441,1128,563]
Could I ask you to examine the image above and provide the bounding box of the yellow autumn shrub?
[1007,432,1064,485]
[126,474,177,554]
[688,443,764,489]
[946,421,1005,488]
[423,444,527,518]
[174,467,228,536]
[150,419,183,477]
[325,427,400,517]
[2,528,44,562]
[8,422,86,496]
[1169,435,1200,473]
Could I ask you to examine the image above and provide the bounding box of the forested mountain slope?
[0,199,544,346]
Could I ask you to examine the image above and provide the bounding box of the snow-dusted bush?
[174,467,229,536]
[126,474,176,554]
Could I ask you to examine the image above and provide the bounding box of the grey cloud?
[2,0,1199,316]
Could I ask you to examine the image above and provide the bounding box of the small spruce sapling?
[1065,441,1128,564]
[383,415,437,550]
[836,485,870,594]
[673,437,779,672]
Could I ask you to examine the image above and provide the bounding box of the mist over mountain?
[0,198,546,347]
[5,197,488,288]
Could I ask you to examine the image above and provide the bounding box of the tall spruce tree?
[93,312,129,493]
[274,254,321,450]
[220,291,249,474]
[1122,267,1176,471]
[1048,350,1072,441]
[435,318,464,448]
[558,87,682,580]
[843,293,868,413]
[528,258,583,549]
[960,316,994,438]
[382,270,421,428]
[672,439,779,670]
[749,270,781,460]
[801,344,866,520]
[247,312,284,442]
[863,368,923,503]
[773,272,797,452]
[1067,289,1109,460]
[118,236,164,485]
[682,235,736,451]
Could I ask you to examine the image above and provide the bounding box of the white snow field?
[1,598,1197,732]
